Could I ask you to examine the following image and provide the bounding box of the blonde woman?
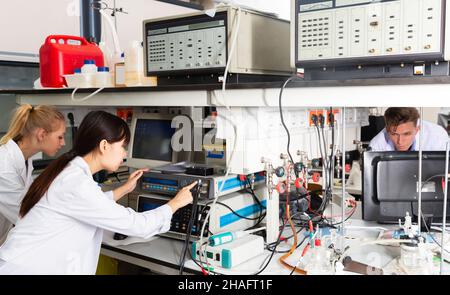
[0,104,66,245]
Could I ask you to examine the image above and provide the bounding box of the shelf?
[2,76,450,107]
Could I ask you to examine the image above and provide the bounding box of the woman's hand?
[167,181,198,213]
[113,169,148,201]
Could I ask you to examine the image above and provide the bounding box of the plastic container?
[81,60,98,74]
[64,74,92,88]
[110,52,124,74]
[125,41,143,73]
[304,243,334,275]
[94,67,114,87]
[124,41,144,86]
[64,68,84,88]
[39,35,104,88]
[99,41,112,69]
[64,67,97,88]
[115,59,126,87]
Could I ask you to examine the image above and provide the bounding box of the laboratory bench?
[99,204,450,276]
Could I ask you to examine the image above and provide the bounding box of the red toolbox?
[39,35,104,88]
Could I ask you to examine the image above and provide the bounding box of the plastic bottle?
[94,67,114,87]
[110,52,124,74]
[73,68,89,88]
[305,240,334,275]
[80,60,97,87]
[81,59,98,73]
[115,53,126,87]
[124,40,144,86]
[99,41,112,69]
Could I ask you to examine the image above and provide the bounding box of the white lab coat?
[0,140,33,245]
[0,156,173,275]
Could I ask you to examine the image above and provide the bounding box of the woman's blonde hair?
[0,104,65,146]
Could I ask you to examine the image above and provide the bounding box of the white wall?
[0,0,289,62]
[0,0,193,62]
[101,0,194,53]
[0,0,80,62]
[233,0,290,20]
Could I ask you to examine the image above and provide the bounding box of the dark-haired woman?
[0,111,194,274]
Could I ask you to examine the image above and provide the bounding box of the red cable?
[301,243,310,257]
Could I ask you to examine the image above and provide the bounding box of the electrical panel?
[144,6,292,77]
[291,0,449,68]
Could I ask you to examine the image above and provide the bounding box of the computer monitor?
[363,151,450,223]
[127,113,178,169]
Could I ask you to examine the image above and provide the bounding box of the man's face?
[387,122,419,151]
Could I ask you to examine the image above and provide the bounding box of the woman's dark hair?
[20,111,130,217]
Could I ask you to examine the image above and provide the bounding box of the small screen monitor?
[127,113,177,169]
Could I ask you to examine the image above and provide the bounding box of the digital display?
[132,119,176,162]
[143,177,178,187]
[141,203,163,212]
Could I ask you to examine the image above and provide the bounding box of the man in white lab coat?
[369,107,449,152]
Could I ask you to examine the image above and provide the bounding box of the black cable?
[187,240,222,275]
[267,227,307,253]
[279,75,304,172]
[204,201,263,221]
[252,216,290,275]
[323,205,357,226]
[313,121,333,214]
[245,178,265,208]
[179,182,202,275]
[320,127,331,189]
[327,108,335,217]
[245,178,266,225]
[314,124,325,167]
[329,107,335,185]
[320,124,329,174]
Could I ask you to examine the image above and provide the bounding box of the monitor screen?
[363,151,450,223]
[132,118,176,162]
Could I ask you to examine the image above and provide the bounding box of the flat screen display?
[132,119,176,162]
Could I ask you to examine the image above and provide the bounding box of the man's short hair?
[384,107,420,130]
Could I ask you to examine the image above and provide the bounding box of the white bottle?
[94,67,114,87]
[81,60,97,87]
[115,53,126,87]
[73,68,89,88]
[124,40,144,86]
[81,60,98,73]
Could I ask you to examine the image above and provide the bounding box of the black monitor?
[363,151,450,223]
[127,113,178,169]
